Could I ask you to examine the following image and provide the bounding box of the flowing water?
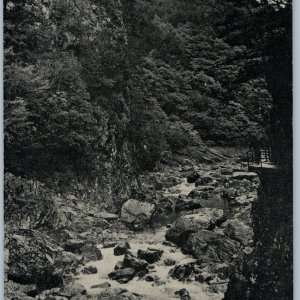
[76,178,225,300]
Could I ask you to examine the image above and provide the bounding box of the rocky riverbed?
[5,154,259,300]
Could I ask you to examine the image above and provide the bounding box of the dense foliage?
[4,0,291,175]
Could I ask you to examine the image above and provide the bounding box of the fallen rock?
[81,265,97,275]
[122,253,148,272]
[175,288,191,300]
[164,258,176,266]
[187,171,200,183]
[144,274,159,282]
[114,242,131,256]
[93,212,118,221]
[6,229,73,288]
[137,248,164,263]
[80,244,102,262]
[165,208,225,245]
[64,239,86,254]
[169,262,199,281]
[99,288,142,300]
[108,268,136,283]
[195,175,214,186]
[221,168,233,175]
[121,199,155,230]
[232,172,258,180]
[175,197,202,212]
[224,219,253,246]
[90,282,111,289]
[183,230,239,263]
[59,282,87,298]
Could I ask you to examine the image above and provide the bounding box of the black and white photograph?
[3,1,293,299]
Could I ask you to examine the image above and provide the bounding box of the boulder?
[114,242,131,256]
[175,288,191,300]
[165,208,225,245]
[183,230,240,263]
[221,168,233,175]
[224,219,253,246]
[121,199,155,230]
[99,288,142,300]
[81,265,97,275]
[137,248,164,264]
[175,197,202,212]
[93,212,118,221]
[6,229,73,288]
[144,274,159,282]
[79,244,102,262]
[122,253,148,272]
[232,172,258,180]
[164,258,176,266]
[64,239,86,254]
[59,282,87,298]
[90,282,111,289]
[169,262,199,281]
[187,171,200,183]
[108,268,136,283]
[195,175,214,186]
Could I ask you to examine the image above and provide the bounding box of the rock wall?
[223,167,293,300]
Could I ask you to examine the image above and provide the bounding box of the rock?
[183,230,239,263]
[224,219,253,246]
[187,171,200,183]
[169,262,199,281]
[99,288,142,300]
[175,288,191,300]
[122,253,148,272]
[232,172,258,180]
[196,271,214,283]
[221,168,233,175]
[114,261,124,270]
[114,242,131,256]
[59,282,87,298]
[137,248,164,263]
[64,239,86,254]
[6,229,72,288]
[93,212,118,221]
[121,199,155,230]
[165,208,225,245]
[108,268,136,283]
[195,175,214,186]
[164,258,176,266]
[144,274,159,282]
[191,185,215,192]
[80,244,102,262]
[81,265,97,275]
[223,188,237,200]
[162,241,177,247]
[175,197,202,212]
[90,282,111,289]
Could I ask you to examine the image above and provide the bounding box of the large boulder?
[121,199,155,230]
[6,229,75,289]
[183,230,240,263]
[223,219,253,246]
[137,248,164,264]
[114,242,131,256]
[165,208,225,245]
[108,268,136,283]
[186,171,200,183]
[122,253,148,272]
[99,288,142,300]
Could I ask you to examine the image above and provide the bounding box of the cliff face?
[4,0,137,211]
[223,167,293,300]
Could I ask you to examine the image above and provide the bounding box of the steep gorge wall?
[224,167,293,300]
